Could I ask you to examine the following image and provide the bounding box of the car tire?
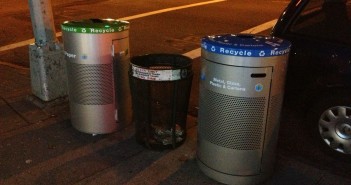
[307,90,351,160]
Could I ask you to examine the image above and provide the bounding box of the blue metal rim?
[201,34,291,57]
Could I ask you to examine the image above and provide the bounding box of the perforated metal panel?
[199,88,266,150]
[267,95,283,128]
[67,62,114,105]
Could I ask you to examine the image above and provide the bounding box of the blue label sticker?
[200,72,206,81]
[255,83,263,92]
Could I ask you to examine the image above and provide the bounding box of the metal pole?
[28,0,67,102]
[28,0,57,48]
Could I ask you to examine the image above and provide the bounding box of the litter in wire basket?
[129,54,193,150]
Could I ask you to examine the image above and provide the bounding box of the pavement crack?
[0,96,31,124]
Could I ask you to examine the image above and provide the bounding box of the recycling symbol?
[259,51,265,56]
[211,46,216,52]
[202,43,207,50]
[255,83,263,92]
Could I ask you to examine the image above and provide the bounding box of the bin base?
[197,158,272,185]
[136,136,186,150]
[70,103,117,134]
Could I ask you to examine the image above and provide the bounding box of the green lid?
[61,18,129,34]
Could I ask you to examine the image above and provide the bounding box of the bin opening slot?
[90,18,104,23]
[251,73,266,78]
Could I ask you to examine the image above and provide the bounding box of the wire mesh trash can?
[129,54,193,149]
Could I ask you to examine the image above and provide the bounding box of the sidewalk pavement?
[1,63,351,185]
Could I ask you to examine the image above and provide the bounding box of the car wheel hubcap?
[318,106,351,154]
[336,122,351,139]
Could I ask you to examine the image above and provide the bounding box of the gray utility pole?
[28,0,67,101]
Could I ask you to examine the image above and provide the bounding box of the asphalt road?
[0,0,288,66]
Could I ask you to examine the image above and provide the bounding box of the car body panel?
[272,0,351,98]
[271,0,351,155]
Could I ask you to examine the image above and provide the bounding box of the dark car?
[271,0,351,156]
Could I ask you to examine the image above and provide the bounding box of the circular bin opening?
[131,54,192,81]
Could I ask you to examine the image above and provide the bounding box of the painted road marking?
[0,61,30,70]
[0,38,34,52]
[0,18,277,70]
[241,19,277,34]
[0,1,276,58]
[0,2,277,70]
[120,0,226,21]
[183,19,278,59]
[0,0,226,53]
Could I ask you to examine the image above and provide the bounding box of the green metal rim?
[61,19,129,34]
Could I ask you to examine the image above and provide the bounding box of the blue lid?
[201,34,291,57]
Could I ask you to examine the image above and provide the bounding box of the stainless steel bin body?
[197,34,291,185]
[62,19,130,134]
